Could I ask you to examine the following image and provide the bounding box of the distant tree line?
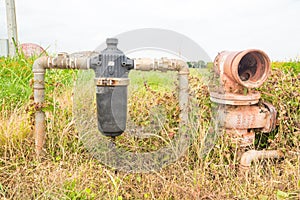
[187,60,207,68]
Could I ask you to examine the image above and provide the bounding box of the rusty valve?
[210,49,276,147]
[214,102,277,146]
[210,49,270,105]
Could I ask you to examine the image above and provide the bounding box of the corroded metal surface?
[95,78,130,86]
[213,49,270,89]
[210,49,276,148]
[210,91,261,105]
[240,150,283,172]
[261,102,277,133]
[33,54,89,156]
[226,129,255,147]
[46,53,89,70]
[217,105,270,129]
[215,104,276,146]
[210,49,270,105]
[210,49,281,172]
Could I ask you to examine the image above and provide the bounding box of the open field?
[0,56,299,199]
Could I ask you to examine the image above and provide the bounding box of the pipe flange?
[261,102,277,132]
[209,91,261,105]
[95,78,130,86]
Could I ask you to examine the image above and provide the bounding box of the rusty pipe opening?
[211,49,280,173]
[215,49,270,88]
[233,50,270,88]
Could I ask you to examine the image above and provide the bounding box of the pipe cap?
[106,38,118,47]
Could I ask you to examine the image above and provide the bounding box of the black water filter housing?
[90,38,134,137]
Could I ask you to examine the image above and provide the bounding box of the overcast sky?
[1,0,299,61]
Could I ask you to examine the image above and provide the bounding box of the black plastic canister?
[90,38,133,137]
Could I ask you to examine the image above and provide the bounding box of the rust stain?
[95,78,129,86]
[210,49,276,147]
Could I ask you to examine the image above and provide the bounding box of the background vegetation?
[0,55,299,199]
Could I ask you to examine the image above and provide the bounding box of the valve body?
[210,49,276,146]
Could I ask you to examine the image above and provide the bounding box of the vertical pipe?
[32,57,48,156]
[178,72,189,128]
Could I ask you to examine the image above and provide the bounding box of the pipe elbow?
[240,150,258,168]
[33,56,48,73]
[159,58,189,74]
[240,150,283,170]
[175,59,189,75]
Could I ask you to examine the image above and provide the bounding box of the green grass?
[0,56,34,111]
[129,70,178,92]
[0,55,77,113]
[0,56,299,199]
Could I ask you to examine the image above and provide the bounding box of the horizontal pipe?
[46,53,90,70]
[240,150,283,171]
[134,58,189,74]
[33,53,89,156]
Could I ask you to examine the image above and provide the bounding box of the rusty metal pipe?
[210,49,282,172]
[134,58,189,127]
[210,49,275,146]
[240,150,284,171]
[32,57,48,157]
[134,58,189,73]
[215,103,277,147]
[210,49,271,105]
[32,53,89,156]
[215,49,270,89]
[178,72,189,127]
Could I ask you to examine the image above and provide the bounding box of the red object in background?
[20,43,46,57]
